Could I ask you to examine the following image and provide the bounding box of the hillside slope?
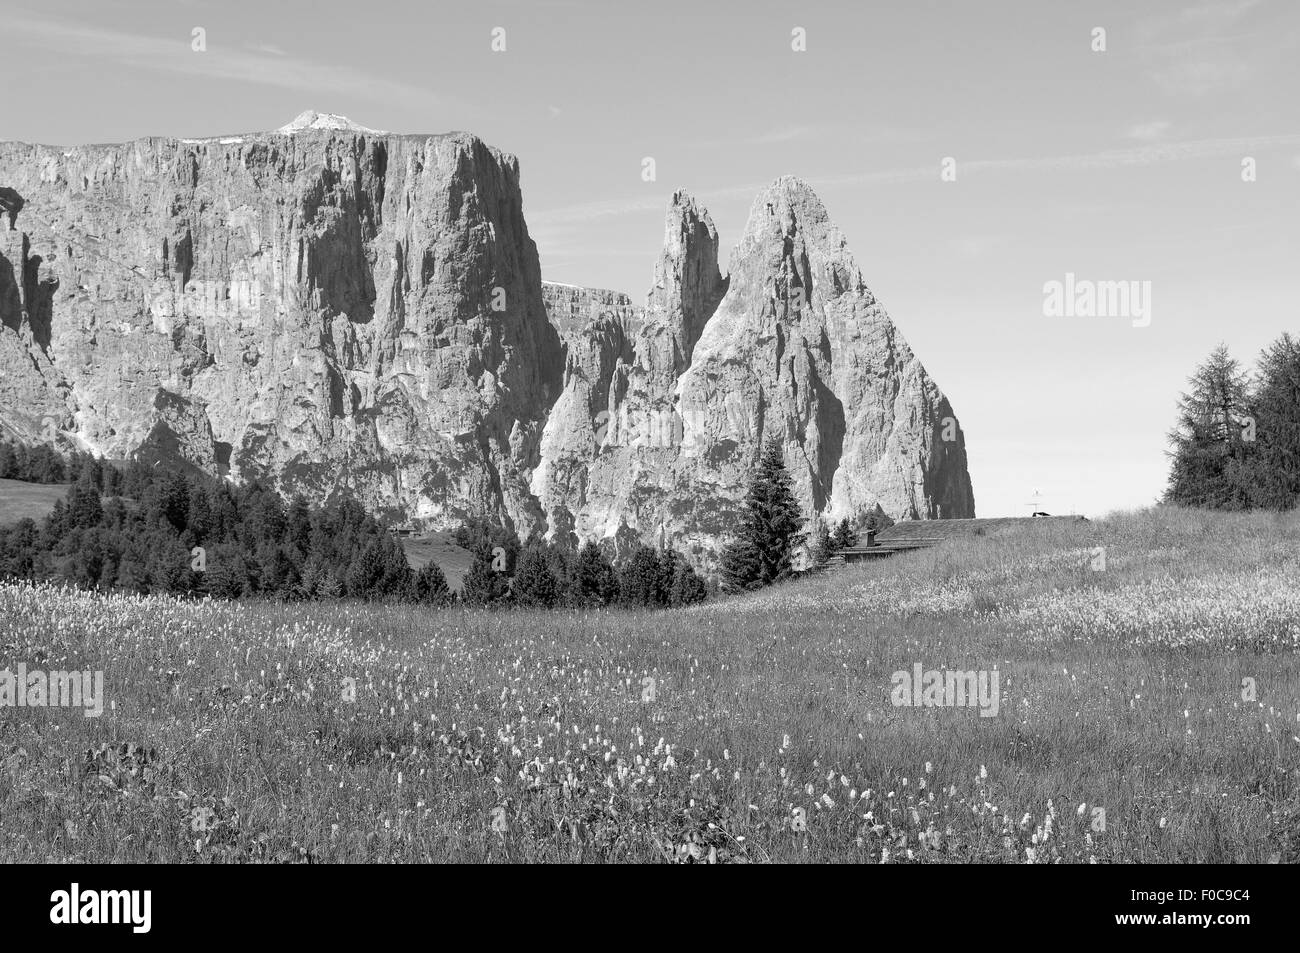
[0,505,1295,862]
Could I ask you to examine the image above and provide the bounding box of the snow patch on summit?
[275,110,388,136]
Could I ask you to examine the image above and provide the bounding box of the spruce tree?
[345,542,385,597]
[512,548,561,607]
[1248,333,1300,508]
[414,561,452,605]
[66,479,103,530]
[667,552,708,606]
[317,571,343,598]
[719,441,806,591]
[299,558,324,598]
[831,518,857,551]
[206,543,249,598]
[461,543,510,606]
[572,541,620,607]
[1165,344,1254,509]
[620,545,667,607]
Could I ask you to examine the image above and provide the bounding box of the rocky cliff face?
[535,178,974,565]
[0,116,973,562]
[0,117,563,535]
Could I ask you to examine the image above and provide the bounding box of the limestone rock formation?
[0,118,563,535]
[535,177,974,565]
[0,116,973,564]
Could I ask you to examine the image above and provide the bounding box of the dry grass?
[1,505,1297,863]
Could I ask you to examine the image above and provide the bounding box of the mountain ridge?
[0,116,974,565]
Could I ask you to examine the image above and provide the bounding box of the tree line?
[0,456,441,602]
[0,435,883,605]
[0,437,113,487]
[0,447,711,608]
[450,517,708,609]
[1165,335,1300,510]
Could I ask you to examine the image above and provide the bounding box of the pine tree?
[620,545,667,607]
[861,506,894,534]
[461,543,510,607]
[317,571,343,599]
[668,552,708,606]
[298,558,324,598]
[831,518,857,551]
[345,542,385,597]
[1166,344,1254,509]
[158,470,191,532]
[719,441,806,591]
[414,562,452,605]
[1248,333,1300,508]
[375,535,414,598]
[66,479,103,530]
[187,485,214,543]
[147,534,194,594]
[571,541,620,608]
[115,548,149,594]
[206,543,250,598]
[43,498,68,544]
[286,496,312,554]
[511,547,561,607]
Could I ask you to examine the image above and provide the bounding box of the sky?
[3,0,1298,518]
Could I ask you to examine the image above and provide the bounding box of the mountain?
[0,114,973,563]
[534,181,974,564]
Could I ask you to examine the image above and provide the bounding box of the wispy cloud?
[1148,59,1253,96]
[1127,120,1173,141]
[959,135,1300,174]
[1135,0,1267,42]
[1133,0,1274,96]
[7,12,449,112]
[530,134,1300,226]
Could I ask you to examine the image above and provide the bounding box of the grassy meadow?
[1,505,1298,863]
[0,479,72,524]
